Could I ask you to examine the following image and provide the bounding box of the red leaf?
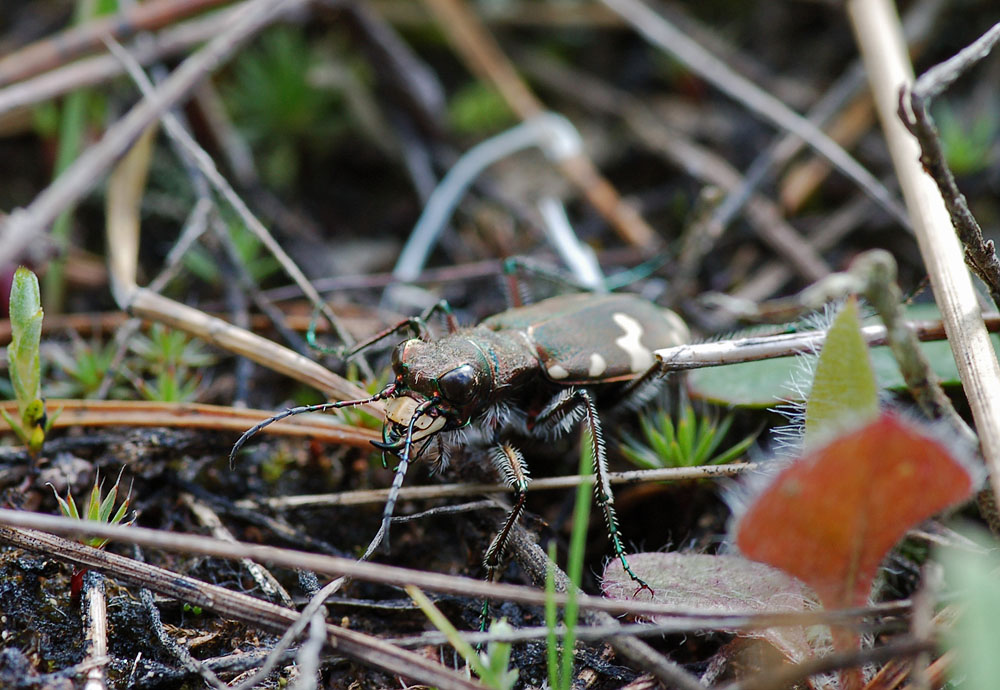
[736,411,976,612]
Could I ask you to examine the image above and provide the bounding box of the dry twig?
[847,0,1000,509]
[898,21,1000,307]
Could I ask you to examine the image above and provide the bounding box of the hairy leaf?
[803,297,879,448]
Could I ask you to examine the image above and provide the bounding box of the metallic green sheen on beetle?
[380,293,689,448]
[231,291,688,594]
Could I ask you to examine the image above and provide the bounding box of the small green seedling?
[49,336,122,399]
[2,267,58,457]
[183,218,281,286]
[934,100,998,176]
[621,403,755,470]
[49,469,135,550]
[406,585,518,690]
[128,323,214,402]
[49,468,135,601]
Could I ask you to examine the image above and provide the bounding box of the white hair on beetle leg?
[481,400,526,434]
[535,388,588,439]
[490,443,529,488]
[424,428,469,474]
[618,372,664,412]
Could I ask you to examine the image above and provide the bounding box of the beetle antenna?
[229,384,396,468]
[377,398,438,552]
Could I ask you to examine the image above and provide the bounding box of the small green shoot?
[49,337,122,399]
[2,267,58,456]
[129,323,215,370]
[224,26,346,189]
[183,219,281,286]
[128,324,214,402]
[934,100,998,176]
[448,81,516,135]
[406,585,517,690]
[48,469,134,550]
[620,404,755,470]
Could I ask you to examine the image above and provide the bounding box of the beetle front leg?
[536,388,653,596]
[420,299,460,334]
[308,312,429,358]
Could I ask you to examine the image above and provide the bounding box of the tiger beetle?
[231,291,688,611]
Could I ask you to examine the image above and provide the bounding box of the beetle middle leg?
[307,298,459,357]
[535,388,653,595]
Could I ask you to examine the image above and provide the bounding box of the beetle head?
[377,336,494,452]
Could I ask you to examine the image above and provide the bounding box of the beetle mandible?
[232,291,689,589]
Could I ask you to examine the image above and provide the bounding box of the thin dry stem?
[0,5,246,117]
[602,0,910,229]
[0,0,234,87]
[239,462,751,510]
[0,508,907,627]
[181,494,294,607]
[82,573,108,690]
[847,0,1000,511]
[0,399,380,447]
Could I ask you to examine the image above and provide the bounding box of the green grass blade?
[545,541,560,690]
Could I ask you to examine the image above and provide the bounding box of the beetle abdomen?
[481,293,688,384]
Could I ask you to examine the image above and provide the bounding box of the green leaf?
[0,408,29,446]
[803,297,879,448]
[98,480,118,523]
[688,355,802,407]
[689,303,995,407]
[676,407,695,461]
[87,478,103,522]
[942,528,1000,690]
[8,267,43,422]
[690,418,718,463]
[48,483,80,521]
[641,414,669,462]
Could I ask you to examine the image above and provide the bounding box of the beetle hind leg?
[611,360,667,411]
[537,388,653,596]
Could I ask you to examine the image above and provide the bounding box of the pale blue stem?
[537,196,606,292]
[392,112,584,283]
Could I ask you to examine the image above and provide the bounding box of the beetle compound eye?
[390,342,412,374]
[437,364,477,404]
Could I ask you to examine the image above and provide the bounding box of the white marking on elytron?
[588,353,607,377]
[548,364,570,379]
[613,312,654,372]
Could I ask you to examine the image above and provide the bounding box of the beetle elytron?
[232,291,689,589]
